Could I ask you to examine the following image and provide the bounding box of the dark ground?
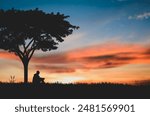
[0,83,149,99]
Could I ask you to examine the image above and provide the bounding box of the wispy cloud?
[35,64,75,73]
[128,12,150,20]
[1,42,150,74]
[31,42,150,73]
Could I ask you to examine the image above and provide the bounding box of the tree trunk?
[23,61,29,84]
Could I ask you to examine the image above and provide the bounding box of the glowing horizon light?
[50,76,85,84]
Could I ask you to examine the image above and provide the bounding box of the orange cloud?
[31,42,150,73]
[1,42,150,74]
[0,51,18,60]
[35,64,75,73]
[66,42,146,59]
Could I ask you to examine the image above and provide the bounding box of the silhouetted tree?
[0,8,79,83]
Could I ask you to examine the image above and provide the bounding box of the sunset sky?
[0,0,150,84]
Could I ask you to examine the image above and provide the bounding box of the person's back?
[32,73,39,84]
[32,71,45,84]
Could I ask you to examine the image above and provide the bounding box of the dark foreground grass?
[0,83,149,99]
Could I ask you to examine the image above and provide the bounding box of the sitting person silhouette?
[32,71,45,84]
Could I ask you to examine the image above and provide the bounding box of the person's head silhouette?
[36,71,40,75]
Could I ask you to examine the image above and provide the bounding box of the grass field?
[0,83,149,99]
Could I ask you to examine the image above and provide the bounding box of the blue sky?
[0,0,150,83]
[1,0,150,51]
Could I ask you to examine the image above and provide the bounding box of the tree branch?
[24,39,34,54]
[23,43,26,55]
[26,39,34,48]
[15,51,23,61]
[14,45,25,62]
[28,49,35,60]
[27,40,37,60]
